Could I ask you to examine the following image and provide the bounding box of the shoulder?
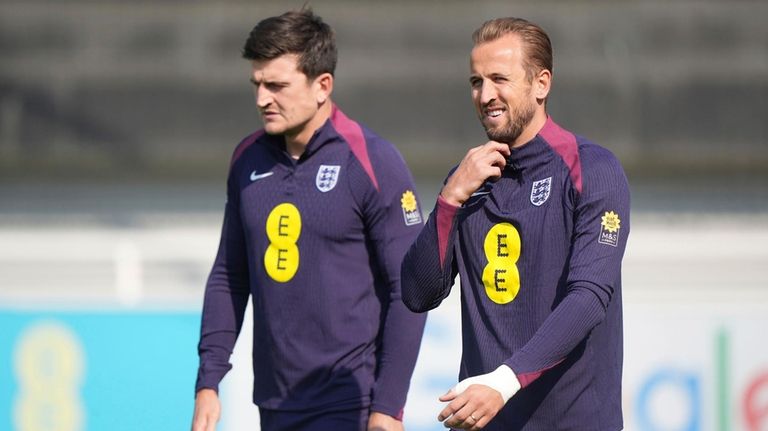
[331,107,403,161]
[361,127,407,166]
[571,136,630,209]
[230,129,266,167]
[539,117,626,193]
[330,106,410,190]
[576,138,627,182]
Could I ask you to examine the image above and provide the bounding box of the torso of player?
[223,110,425,408]
[232,133,376,341]
[456,137,577,356]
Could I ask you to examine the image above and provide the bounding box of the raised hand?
[440,141,510,206]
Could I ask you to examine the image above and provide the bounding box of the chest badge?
[316,165,341,192]
[530,177,552,206]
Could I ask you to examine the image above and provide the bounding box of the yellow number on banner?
[482,222,522,304]
[14,321,85,431]
[265,203,301,282]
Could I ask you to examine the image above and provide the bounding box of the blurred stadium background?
[1,1,767,430]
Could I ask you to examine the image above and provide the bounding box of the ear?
[532,69,552,101]
[314,73,334,105]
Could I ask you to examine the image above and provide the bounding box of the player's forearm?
[195,229,250,393]
[400,198,459,312]
[371,295,427,417]
[504,284,608,388]
[195,281,249,392]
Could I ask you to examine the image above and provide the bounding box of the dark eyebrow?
[250,77,288,87]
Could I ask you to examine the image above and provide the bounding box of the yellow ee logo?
[482,223,522,304]
[265,203,301,282]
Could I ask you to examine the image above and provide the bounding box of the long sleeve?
[401,195,461,313]
[505,148,630,387]
[359,145,428,418]
[195,173,251,394]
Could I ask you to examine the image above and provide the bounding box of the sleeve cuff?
[370,404,404,421]
[195,365,229,395]
[437,193,461,211]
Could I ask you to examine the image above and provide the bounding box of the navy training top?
[196,105,427,418]
[402,117,630,430]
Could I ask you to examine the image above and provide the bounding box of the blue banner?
[0,309,200,431]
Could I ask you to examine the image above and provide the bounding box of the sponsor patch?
[598,211,621,247]
[315,165,340,192]
[530,177,552,206]
[400,190,422,226]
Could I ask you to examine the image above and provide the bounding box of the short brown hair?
[242,9,337,78]
[472,17,553,82]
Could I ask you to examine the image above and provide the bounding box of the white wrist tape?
[452,365,521,404]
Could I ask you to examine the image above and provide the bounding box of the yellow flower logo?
[401,190,418,212]
[601,211,621,233]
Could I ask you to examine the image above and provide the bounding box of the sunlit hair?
[472,17,553,82]
[242,8,337,79]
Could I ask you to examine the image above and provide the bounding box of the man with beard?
[401,17,630,430]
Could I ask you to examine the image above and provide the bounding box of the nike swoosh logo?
[470,191,490,197]
[250,171,273,181]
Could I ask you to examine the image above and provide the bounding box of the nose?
[255,85,272,109]
[479,80,497,106]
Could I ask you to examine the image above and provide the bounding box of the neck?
[511,108,548,148]
[285,101,333,158]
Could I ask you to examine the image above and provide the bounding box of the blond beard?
[484,99,536,144]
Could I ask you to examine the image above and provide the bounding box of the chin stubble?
[484,101,536,143]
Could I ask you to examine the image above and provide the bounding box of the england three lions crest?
[530,177,552,206]
[316,165,341,192]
